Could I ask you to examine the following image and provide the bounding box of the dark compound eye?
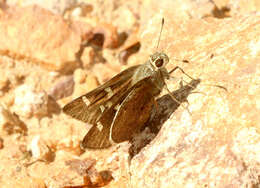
[155,58,164,67]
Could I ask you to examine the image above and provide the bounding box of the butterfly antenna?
[156,18,164,51]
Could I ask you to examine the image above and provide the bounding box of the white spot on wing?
[97,122,103,132]
[82,96,90,106]
[114,104,120,111]
[106,101,113,108]
[100,105,105,113]
[105,87,113,98]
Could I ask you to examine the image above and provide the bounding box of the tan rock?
[0,5,93,72]
[72,69,99,98]
[118,28,140,64]
[140,0,216,26]
[81,46,95,69]
[93,22,119,48]
[83,1,140,32]
[113,6,137,32]
[6,0,77,15]
[73,68,87,84]
[35,115,86,155]
[129,13,260,188]
[11,177,46,188]
[213,0,260,15]
[64,2,93,18]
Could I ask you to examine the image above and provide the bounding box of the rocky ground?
[0,0,259,187]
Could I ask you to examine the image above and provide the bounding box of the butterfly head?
[149,52,169,70]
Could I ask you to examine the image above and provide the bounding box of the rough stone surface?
[81,46,95,69]
[0,5,93,72]
[13,84,49,118]
[0,1,259,188]
[28,135,55,162]
[7,0,77,15]
[140,0,216,26]
[213,0,260,16]
[71,68,99,99]
[48,75,74,100]
[130,13,260,188]
[0,104,27,134]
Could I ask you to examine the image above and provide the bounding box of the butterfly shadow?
[129,79,201,159]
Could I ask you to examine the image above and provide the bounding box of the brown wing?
[110,77,157,143]
[63,65,139,123]
[81,105,117,149]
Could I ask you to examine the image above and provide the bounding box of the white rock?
[13,85,48,118]
[29,135,54,162]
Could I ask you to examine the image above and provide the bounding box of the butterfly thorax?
[131,58,169,96]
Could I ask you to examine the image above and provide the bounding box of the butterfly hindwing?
[82,77,159,148]
[80,80,138,149]
[110,77,157,143]
[81,105,117,149]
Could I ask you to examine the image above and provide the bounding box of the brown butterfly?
[63,19,191,149]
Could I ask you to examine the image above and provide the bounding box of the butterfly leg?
[168,66,207,96]
[168,76,208,97]
[170,66,227,91]
[169,66,195,80]
[164,84,192,115]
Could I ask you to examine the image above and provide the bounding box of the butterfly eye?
[155,58,164,67]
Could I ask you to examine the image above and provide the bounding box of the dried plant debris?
[0,137,3,149]
[0,104,27,135]
[64,158,113,187]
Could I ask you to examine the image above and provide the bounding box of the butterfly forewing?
[63,65,140,124]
